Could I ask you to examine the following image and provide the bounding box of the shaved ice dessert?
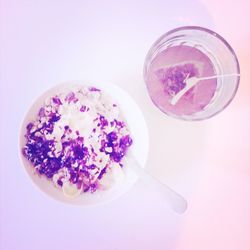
[22,85,133,197]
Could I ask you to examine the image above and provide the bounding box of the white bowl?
[19,81,149,205]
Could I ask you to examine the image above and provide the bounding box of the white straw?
[171,73,240,105]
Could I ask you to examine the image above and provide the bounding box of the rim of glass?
[143,26,240,121]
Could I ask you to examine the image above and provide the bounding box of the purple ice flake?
[80,105,89,112]
[98,167,107,179]
[49,114,61,123]
[120,135,133,148]
[87,164,96,170]
[52,96,62,105]
[57,179,63,186]
[99,116,108,128]
[107,132,118,142]
[89,87,101,92]
[65,92,78,103]
[73,145,85,160]
[89,183,97,192]
[110,151,124,162]
[38,107,45,117]
[26,122,33,132]
[114,119,124,128]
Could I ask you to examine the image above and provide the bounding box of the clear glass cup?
[144,26,240,121]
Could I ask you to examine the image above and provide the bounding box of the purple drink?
[144,27,240,121]
[145,45,217,116]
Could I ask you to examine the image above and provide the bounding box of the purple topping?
[83,186,90,192]
[89,183,97,192]
[114,119,124,128]
[120,135,133,148]
[76,179,83,189]
[65,92,78,103]
[81,169,90,178]
[73,145,85,160]
[26,122,33,131]
[80,105,87,112]
[107,132,118,142]
[38,157,61,178]
[99,116,108,128]
[52,96,62,105]
[87,164,96,170]
[69,170,79,183]
[98,167,107,179]
[38,107,45,117]
[89,87,101,92]
[111,151,124,162]
[49,114,61,123]
[57,179,63,186]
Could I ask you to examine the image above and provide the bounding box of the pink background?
[1,0,250,250]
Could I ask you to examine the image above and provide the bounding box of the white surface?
[1,0,250,250]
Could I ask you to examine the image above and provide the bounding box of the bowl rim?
[18,81,149,206]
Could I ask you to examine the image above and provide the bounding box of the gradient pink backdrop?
[1,0,250,250]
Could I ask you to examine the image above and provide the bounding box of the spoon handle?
[129,155,187,214]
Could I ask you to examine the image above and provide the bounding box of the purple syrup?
[145,45,217,116]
